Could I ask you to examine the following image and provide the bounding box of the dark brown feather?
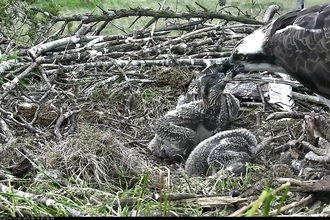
[270,3,330,100]
[271,3,330,34]
[271,10,299,35]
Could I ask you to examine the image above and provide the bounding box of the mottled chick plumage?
[177,65,226,106]
[185,128,258,177]
[148,69,240,163]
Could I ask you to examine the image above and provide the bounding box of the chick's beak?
[220,57,234,72]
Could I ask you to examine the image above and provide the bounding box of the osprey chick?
[148,70,240,163]
[185,128,259,177]
[224,3,330,107]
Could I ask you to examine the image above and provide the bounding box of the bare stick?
[291,91,325,105]
[1,62,38,100]
[54,109,81,140]
[0,106,42,134]
[263,5,281,23]
[0,118,13,143]
[150,0,167,38]
[266,111,308,120]
[269,195,314,216]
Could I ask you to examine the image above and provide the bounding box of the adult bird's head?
[224,21,285,74]
[222,2,330,106]
[200,71,227,109]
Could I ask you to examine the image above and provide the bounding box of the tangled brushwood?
[0,0,330,217]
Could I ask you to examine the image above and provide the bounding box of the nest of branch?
[2,2,330,217]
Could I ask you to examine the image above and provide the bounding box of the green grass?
[244,182,290,217]
[32,0,224,35]
[32,0,329,15]
[30,0,329,36]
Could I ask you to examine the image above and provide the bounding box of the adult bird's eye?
[238,55,245,61]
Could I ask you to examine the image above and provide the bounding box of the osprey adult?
[223,3,330,107]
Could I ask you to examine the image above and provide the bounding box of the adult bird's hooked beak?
[220,57,246,82]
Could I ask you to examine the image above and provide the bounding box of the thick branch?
[45,8,263,25]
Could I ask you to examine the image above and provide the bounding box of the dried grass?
[34,123,153,189]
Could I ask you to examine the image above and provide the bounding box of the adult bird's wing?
[270,3,330,100]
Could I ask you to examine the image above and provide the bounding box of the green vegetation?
[244,182,290,217]
[1,0,329,217]
[28,0,328,36]
[3,0,328,43]
[32,0,327,12]
[31,0,328,19]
